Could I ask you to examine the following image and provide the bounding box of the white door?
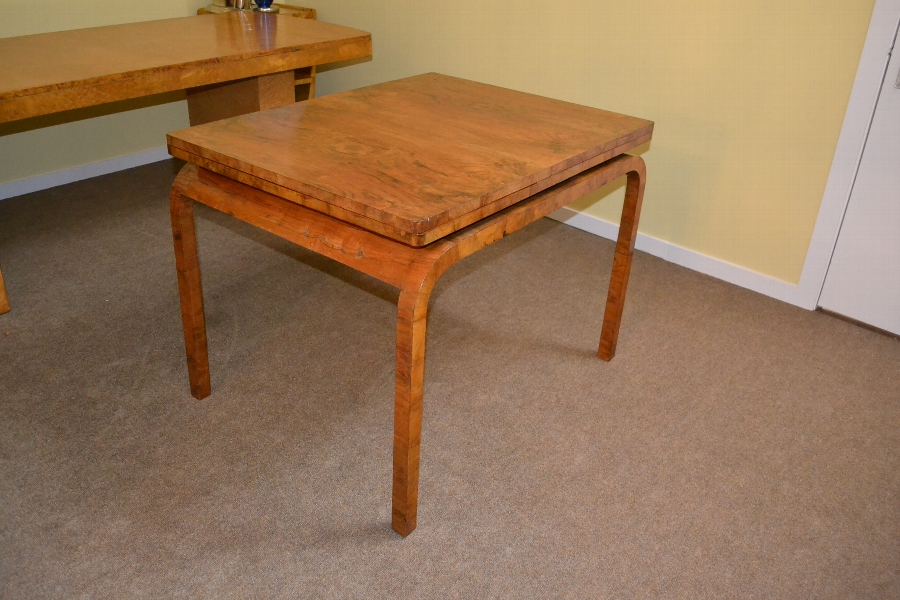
[819,25,900,335]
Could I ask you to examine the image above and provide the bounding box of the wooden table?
[166,73,653,536]
[0,12,371,314]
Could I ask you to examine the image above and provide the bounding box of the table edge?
[168,127,653,247]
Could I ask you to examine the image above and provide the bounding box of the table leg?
[171,192,211,400]
[598,158,647,361]
[186,70,296,126]
[392,259,444,537]
[0,265,9,315]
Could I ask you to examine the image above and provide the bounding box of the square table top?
[167,73,653,246]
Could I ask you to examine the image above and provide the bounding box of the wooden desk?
[167,73,653,536]
[0,12,371,314]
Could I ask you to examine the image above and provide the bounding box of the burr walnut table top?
[0,12,371,123]
[166,73,654,246]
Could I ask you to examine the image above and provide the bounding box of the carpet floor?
[0,160,898,599]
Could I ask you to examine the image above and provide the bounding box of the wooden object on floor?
[0,266,9,315]
[196,5,319,101]
[167,74,652,537]
[0,12,370,124]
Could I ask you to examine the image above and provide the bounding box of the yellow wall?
[312,0,874,283]
[0,0,875,284]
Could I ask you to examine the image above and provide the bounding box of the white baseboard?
[548,207,811,309]
[0,147,171,201]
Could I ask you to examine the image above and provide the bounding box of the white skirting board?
[0,147,171,201]
[548,207,811,309]
[0,147,810,310]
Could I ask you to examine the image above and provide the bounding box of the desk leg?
[171,193,211,400]
[0,265,9,315]
[598,159,646,361]
[187,70,296,126]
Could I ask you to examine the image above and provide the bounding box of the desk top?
[168,73,653,246]
[0,13,371,123]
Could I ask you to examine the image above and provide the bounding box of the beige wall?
[313,0,874,284]
[1,1,875,284]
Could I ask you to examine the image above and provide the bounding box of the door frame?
[794,0,900,309]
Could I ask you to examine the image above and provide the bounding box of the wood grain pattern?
[177,166,417,288]
[167,73,653,245]
[0,12,371,123]
[391,258,433,536]
[0,266,9,315]
[170,152,648,535]
[169,130,652,246]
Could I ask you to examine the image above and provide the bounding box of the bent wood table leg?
[392,261,434,537]
[0,265,9,315]
[168,154,647,534]
[598,159,647,361]
[170,192,211,400]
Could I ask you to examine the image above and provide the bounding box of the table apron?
[171,153,645,289]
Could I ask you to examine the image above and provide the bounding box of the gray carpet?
[1,160,898,599]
